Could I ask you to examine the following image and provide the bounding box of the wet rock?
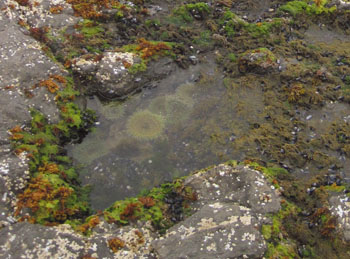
[152,164,281,258]
[238,48,279,74]
[329,194,350,241]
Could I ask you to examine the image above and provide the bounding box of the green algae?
[79,19,104,38]
[103,178,195,233]
[279,0,336,17]
[121,39,175,74]
[172,2,211,24]
[218,9,283,38]
[12,76,96,225]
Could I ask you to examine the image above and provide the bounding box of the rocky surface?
[72,51,139,98]
[0,12,64,226]
[152,164,280,258]
[0,220,157,258]
[0,164,279,258]
[0,0,350,258]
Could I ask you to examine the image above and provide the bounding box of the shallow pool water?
[68,58,266,210]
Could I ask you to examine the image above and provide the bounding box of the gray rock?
[2,0,78,29]
[336,0,350,10]
[0,14,66,226]
[0,223,86,258]
[72,52,139,99]
[153,202,266,259]
[152,164,281,258]
[0,220,158,259]
[329,194,350,241]
[73,53,176,99]
[184,164,281,214]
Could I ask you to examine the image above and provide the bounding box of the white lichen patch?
[3,0,75,28]
[198,218,217,231]
[206,242,217,252]
[329,194,350,241]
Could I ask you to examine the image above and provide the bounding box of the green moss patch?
[12,76,96,225]
[279,0,336,17]
[172,2,211,24]
[104,178,196,233]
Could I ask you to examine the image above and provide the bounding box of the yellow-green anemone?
[126,110,165,140]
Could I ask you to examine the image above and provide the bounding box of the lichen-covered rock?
[184,164,281,214]
[153,202,266,259]
[0,223,87,258]
[152,164,281,258]
[72,52,140,99]
[0,153,29,226]
[329,194,350,241]
[87,220,158,258]
[238,48,280,74]
[0,220,158,259]
[2,0,78,29]
[0,14,66,226]
[72,53,176,99]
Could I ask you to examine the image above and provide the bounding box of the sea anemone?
[126,110,165,140]
[164,96,190,124]
[148,95,191,125]
[148,96,167,116]
[174,83,196,107]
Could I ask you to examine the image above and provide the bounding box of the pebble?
[333,85,341,91]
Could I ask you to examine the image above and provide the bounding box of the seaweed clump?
[104,178,197,233]
[245,162,350,258]
[126,110,165,140]
[279,0,336,17]
[121,38,174,74]
[66,0,119,19]
[172,2,212,23]
[11,76,96,225]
